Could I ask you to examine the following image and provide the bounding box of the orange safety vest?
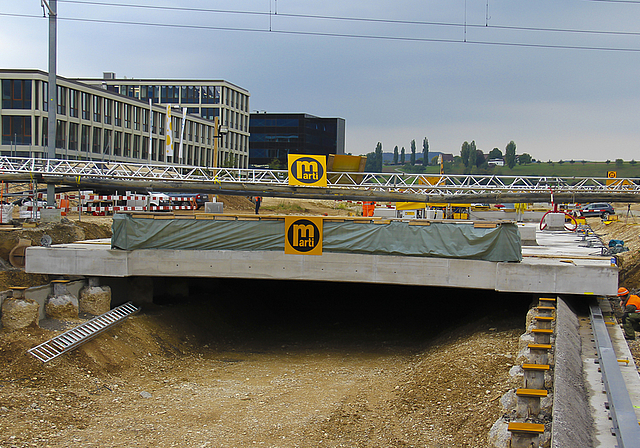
[623,294,640,312]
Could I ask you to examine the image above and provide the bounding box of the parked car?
[579,203,615,219]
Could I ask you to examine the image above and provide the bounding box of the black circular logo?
[291,157,324,184]
[287,219,320,252]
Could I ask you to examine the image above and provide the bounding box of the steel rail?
[1,157,639,202]
[589,304,640,447]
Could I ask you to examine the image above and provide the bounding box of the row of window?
[109,84,247,111]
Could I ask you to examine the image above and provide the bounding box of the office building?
[1,69,249,168]
[249,113,345,167]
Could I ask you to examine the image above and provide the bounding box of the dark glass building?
[249,113,345,167]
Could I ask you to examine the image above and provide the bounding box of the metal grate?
[28,302,140,363]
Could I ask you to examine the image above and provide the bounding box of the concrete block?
[543,213,565,231]
[518,225,537,246]
[41,208,62,223]
[204,202,223,214]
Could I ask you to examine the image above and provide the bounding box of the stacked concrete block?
[507,297,556,448]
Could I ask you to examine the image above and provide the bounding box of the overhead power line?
[2,6,640,53]
[55,0,640,38]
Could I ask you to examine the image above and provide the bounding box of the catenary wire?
[55,0,640,38]
[2,10,640,53]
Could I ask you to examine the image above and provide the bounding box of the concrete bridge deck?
[25,224,617,296]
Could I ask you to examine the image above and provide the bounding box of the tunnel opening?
[148,278,533,353]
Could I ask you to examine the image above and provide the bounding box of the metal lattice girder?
[1,157,639,202]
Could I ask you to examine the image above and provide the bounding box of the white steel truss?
[0,157,638,197]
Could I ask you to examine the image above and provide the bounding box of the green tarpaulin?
[111,214,522,262]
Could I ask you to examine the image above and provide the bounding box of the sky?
[1,0,640,161]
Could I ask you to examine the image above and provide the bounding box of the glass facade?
[1,70,248,168]
[249,113,345,167]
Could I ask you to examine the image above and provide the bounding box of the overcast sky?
[2,0,640,161]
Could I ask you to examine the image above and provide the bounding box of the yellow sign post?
[284,217,323,255]
[288,155,327,187]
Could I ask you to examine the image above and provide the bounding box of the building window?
[57,85,66,115]
[142,109,149,133]
[114,101,122,126]
[201,108,219,121]
[181,86,200,104]
[141,85,158,103]
[93,96,101,122]
[56,120,66,149]
[113,131,122,156]
[68,122,78,151]
[92,127,101,153]
[202,86,220,104]
[123,133,131,157]
[120,85,136,98]
[41,117,48,147]
[133,106,140,130]
[81,125,91,152]
[69,89,79,118]
[104,99,112,125]
[161,85,179,104]
[133,135,140,158]
[103,129,112,155]
[43,82,48,112]
[124,104,131,128]
[2,116,31,145]
[81,92,91,120]
[2,80,32,109]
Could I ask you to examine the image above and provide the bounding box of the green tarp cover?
[111,214,522,262]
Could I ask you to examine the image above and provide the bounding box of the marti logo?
[291,157,323,184]
[285,217,323,255]
[288,219,319,251]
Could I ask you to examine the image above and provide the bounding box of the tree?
[519,153,532,165]
[363,142,384,172]
[422,138,429,166]
[460,142,471,168]
[475,149,485,168]
[488,147,503,160]
[393,146,399,165]
[616,158,624,167]
[410,140,416,166]
[400,147,405,164]
[375,142,383,171]
[468,141,477,170]
[631,159,637,166]
[505,141,516,169]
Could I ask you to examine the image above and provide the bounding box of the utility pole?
[43,0,57,206]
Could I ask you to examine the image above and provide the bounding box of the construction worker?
[255,196,262,215]
[618,287,640,340]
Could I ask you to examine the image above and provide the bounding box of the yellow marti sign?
[284,216,323,255]
[288,155,327,187]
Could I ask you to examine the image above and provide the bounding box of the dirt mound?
[588,217,640,288]
[0,293,528,448]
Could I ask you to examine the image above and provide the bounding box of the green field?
[390,161,640,178]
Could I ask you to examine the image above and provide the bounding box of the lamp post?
[42,0,57,207]
[212,116,228,169]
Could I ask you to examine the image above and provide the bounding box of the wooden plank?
[507,422,545,434]
[516,388,548,397]
[528,343,553,350]
[522,363,550,371]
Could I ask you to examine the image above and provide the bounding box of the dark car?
[580,203,615,219]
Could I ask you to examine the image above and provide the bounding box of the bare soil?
[1,198,639,447]
[0,292,526,448]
